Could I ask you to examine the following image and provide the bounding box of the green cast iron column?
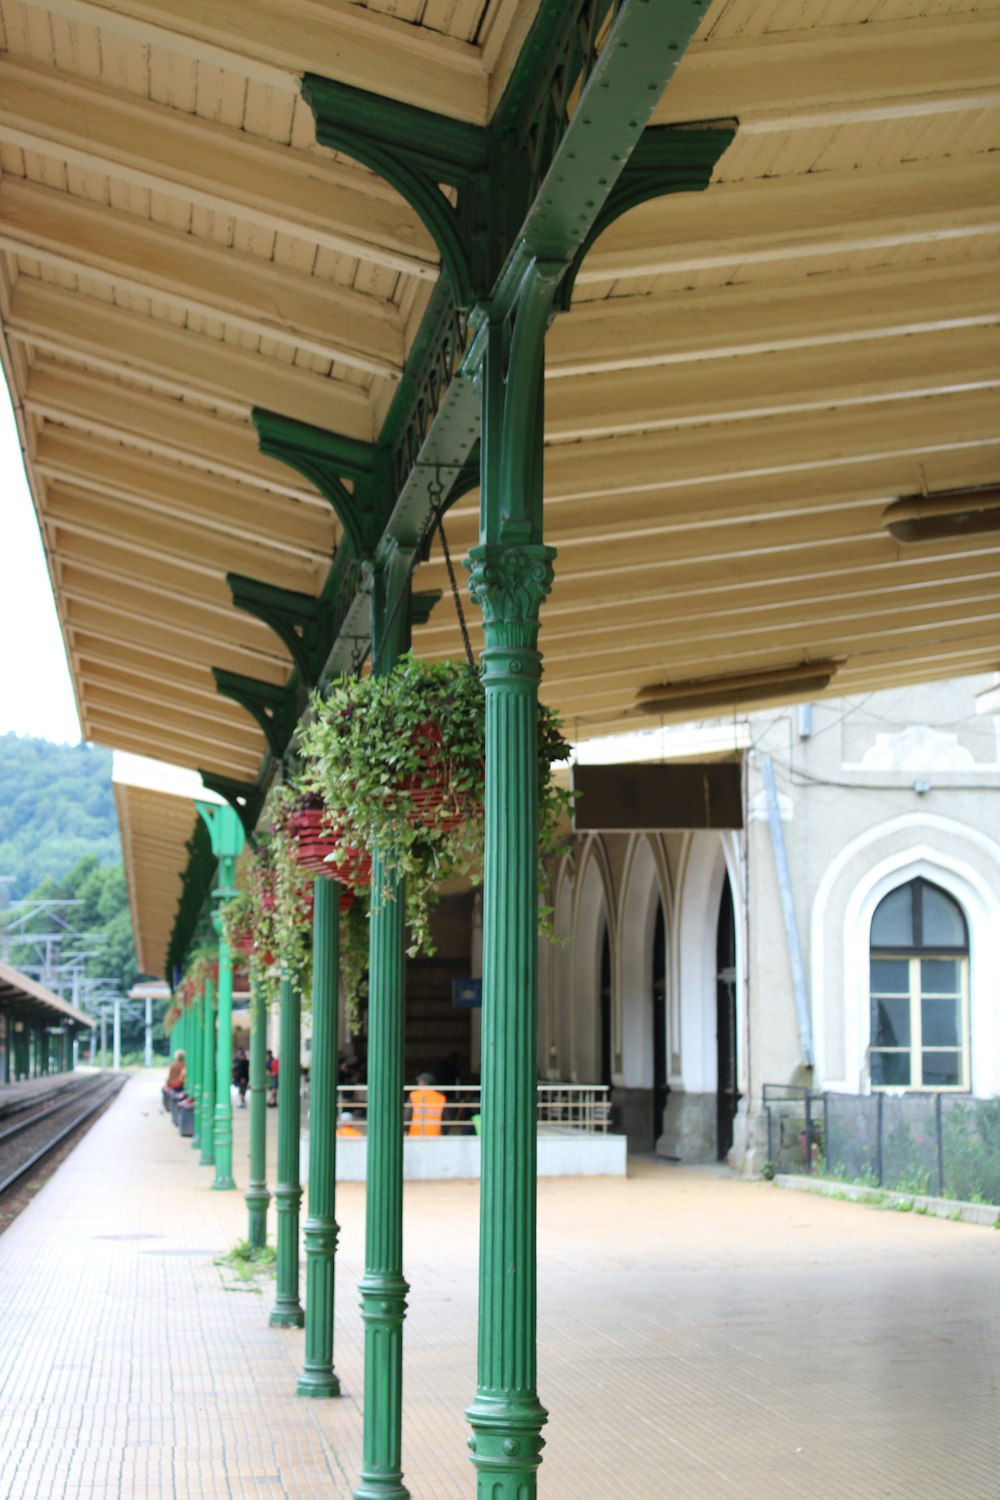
[298,875,341,1397]
[354,542,411,1500]
[271,971,305,1327]
[245,973,271,1250]
[200,977,217,1168]
[191,988,204,1151]
[355,850,407,1499]
[197,801,244,1190]
[464,270,559,1498]
[212,912,236,1189]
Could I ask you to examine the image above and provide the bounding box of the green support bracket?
[555,123,737,310]
[253,410,391,560]
[228,573,335,687]
[301,76,491,307]
[409,591,441,630]
[213,670,301,761]
[166,817,215,981]
[197,773,263,841]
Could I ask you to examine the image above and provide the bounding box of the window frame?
[869,878,970,1093]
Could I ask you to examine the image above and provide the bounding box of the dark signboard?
[571,761,743,832]
[452,978,482,1009]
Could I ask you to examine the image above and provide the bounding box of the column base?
[270,1303,305,1328]
[211,1172,236,1191]
[296,1370,341,1399]
[352,1477,409,1500]
[466,1393,547,1499]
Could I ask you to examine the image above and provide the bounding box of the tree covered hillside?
[0,733,120,898]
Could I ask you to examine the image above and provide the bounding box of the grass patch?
[215,1238,277,1289]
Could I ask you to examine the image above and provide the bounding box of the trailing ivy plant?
[299,652,573,955]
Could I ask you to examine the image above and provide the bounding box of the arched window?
[869,878,969,1090]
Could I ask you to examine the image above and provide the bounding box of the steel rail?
[0,1076,126,1198]
[0,1075,111,1141]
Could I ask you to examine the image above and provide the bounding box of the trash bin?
[177,1100,195,1138]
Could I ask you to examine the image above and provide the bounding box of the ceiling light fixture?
[636,659,841,717]
[883,484,1000,544]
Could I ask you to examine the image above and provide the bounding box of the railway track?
[0,1075,127,1200]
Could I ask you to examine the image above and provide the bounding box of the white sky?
[1,377,81,745]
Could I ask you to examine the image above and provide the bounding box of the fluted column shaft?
[199,979,216,1167]
[354,852,408,1498]
[212,917,236,1189]
[191,989,204,1151]
[464,545,554,1496]
[271,971,304,1327]
[245,974,271,1249]
[298,876,342,1396]
[463,274,560,1499]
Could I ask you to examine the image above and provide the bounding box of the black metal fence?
[763,1084,1000,1204]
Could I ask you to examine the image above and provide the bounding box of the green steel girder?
[228,573,336,687]
[212,669,301,760]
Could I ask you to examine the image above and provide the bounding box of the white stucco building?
[541,674,1000,1169]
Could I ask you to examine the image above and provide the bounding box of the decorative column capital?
[465,543,556,658]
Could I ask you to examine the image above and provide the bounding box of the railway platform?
[0,1069,997,1499]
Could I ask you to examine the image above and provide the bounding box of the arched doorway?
[716,878,739,1159]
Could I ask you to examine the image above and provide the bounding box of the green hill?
[0,733,120,899]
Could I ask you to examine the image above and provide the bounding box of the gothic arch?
[673,830,745,1095]
[617,835,672,1091]
[570,837,615,1084]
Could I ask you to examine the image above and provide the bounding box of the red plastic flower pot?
[289,806,371,888]
[399,721,479,831]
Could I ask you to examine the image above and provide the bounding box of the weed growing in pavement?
[215,1238,277,1292]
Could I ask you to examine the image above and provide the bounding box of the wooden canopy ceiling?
[1,1,998,968]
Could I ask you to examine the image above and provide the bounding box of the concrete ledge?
[773,1173,1000,1227]
[302,1131,628,1182]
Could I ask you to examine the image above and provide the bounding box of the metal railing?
[763,1084,1000,1203]
[328,1082,612,1136]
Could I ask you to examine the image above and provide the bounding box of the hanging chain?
[357,467,476,675]
[436,509,475,672]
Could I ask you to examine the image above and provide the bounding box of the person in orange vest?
[336,1110,363,1138]
[406,1073,447,1137]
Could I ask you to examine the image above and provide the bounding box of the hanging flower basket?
[299,653,572,955]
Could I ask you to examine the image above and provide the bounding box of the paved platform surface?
[1,1071,997,1499]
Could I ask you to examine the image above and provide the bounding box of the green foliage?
[942,1099,1000,1206]
[214,1237,277,1290]
[0,733,119,897]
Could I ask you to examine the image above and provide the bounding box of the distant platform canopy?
[0,961,94,1030]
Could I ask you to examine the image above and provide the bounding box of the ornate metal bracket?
[212,669,301,759]
[252,409,390,559]
[227,573,334,687]
[555,123,737,310]
[301,76,490,307]
[197,774,263,842]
